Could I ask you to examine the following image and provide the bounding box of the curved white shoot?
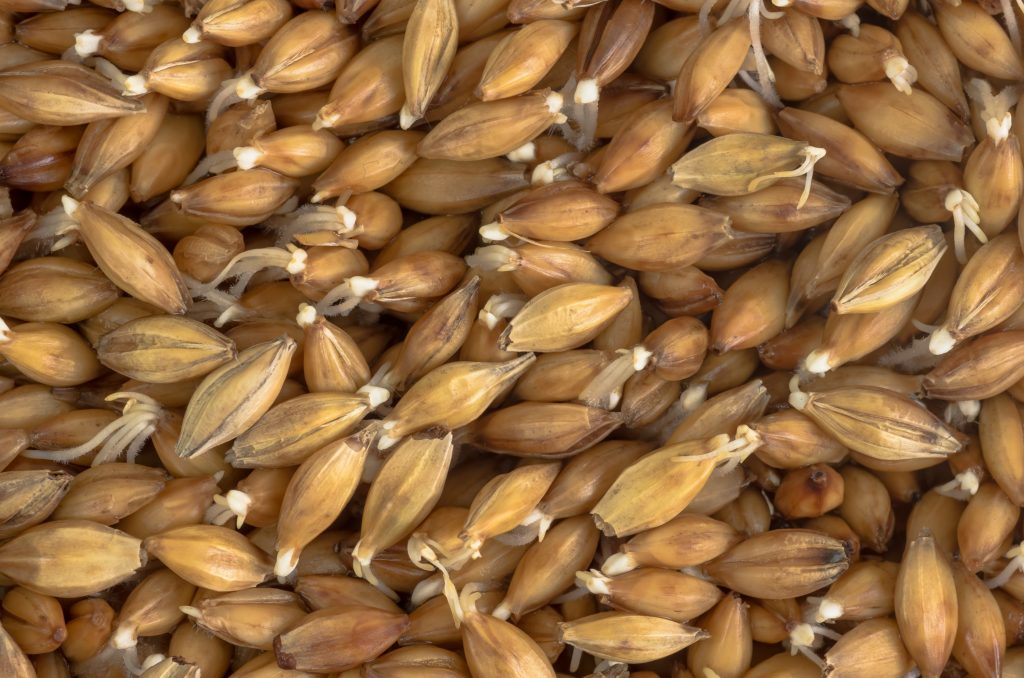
[933,468,981,501]
[465,245,521,273]
[478,293,527,330]
[576,568,612,596]
[966,77,1019,144]
[745,0,784,110]
[945,189,985,264]
[521,507,554,542]
[205,490,253,529]
[786,622,840,669]
[295,302,318,329]
[205,77,244,127]
[680,381,709,413]
[747,146,827,209]
[578,346,652,410]
[91,57,130,90]
[270,203,361,248]
[22,392,163,465]
[232,145,263,171]
[407,534,461,622]
[672,427,762,470]
[348,539,401,602]
[986,544,1024,589]
[315,275,380,318]
[34,205,81,252]
[788,374,810,412]
[531,151,585,185]
[181,149,236,186]
[190,245,305,297]
[883,56,918,95]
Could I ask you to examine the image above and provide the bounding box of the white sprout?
[182,275,254,327]
[269,203,360,248]
[672,425,763,472]
[883,55,918,95]
[188,244,307,298]
[986,544,1024,589]
[699,0,787,107]
[478,221,514,243]
[933,468,981,501]
[967,78,1019,144]
[506,142,536,163]
[205,76,248,127]
[405,534,461,620]
[802,347,835,376]
[74,29,104,58]
[205,490,253,528]
[21,205,78,253]
[807,595,846,624]
[745,0,785,110]
[878,333,942,370]
[599,550,637,576]
[747,146,827,209]
[576,569,612,599]
[398,103,419,131]
[181,149,236,186]
[578,346,653,410]
[838,13,860,36]
[234,72,264,99]
[465,245,520,273]
[477,294,527,331]
[121,649,166,677]
[122,0,158,13]
[555,75,599,151]
[315,275,381,318]
[182,25,203,43]
[520,506,555,542]
[22,392,163,465]
[786,621,841,668]
[944,399,980,428]
[232,145,263,170]
[91,57,132,92]
[679,380,710,413]
[944,188,985,264]
[532,151,586,185]
[788,374,810,412]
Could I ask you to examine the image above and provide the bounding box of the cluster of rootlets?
[2,0,1024,674]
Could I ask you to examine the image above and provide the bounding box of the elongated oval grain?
[97,315,236,383]
[0,520,143,597]
[790,385,961,462]
[63,198,190,315]
[896,530,957,677]
[175,336,296,459]
[0,61,143,125]
[500,283,633,352]
[831,225,946,314]
[705,528,849,598]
